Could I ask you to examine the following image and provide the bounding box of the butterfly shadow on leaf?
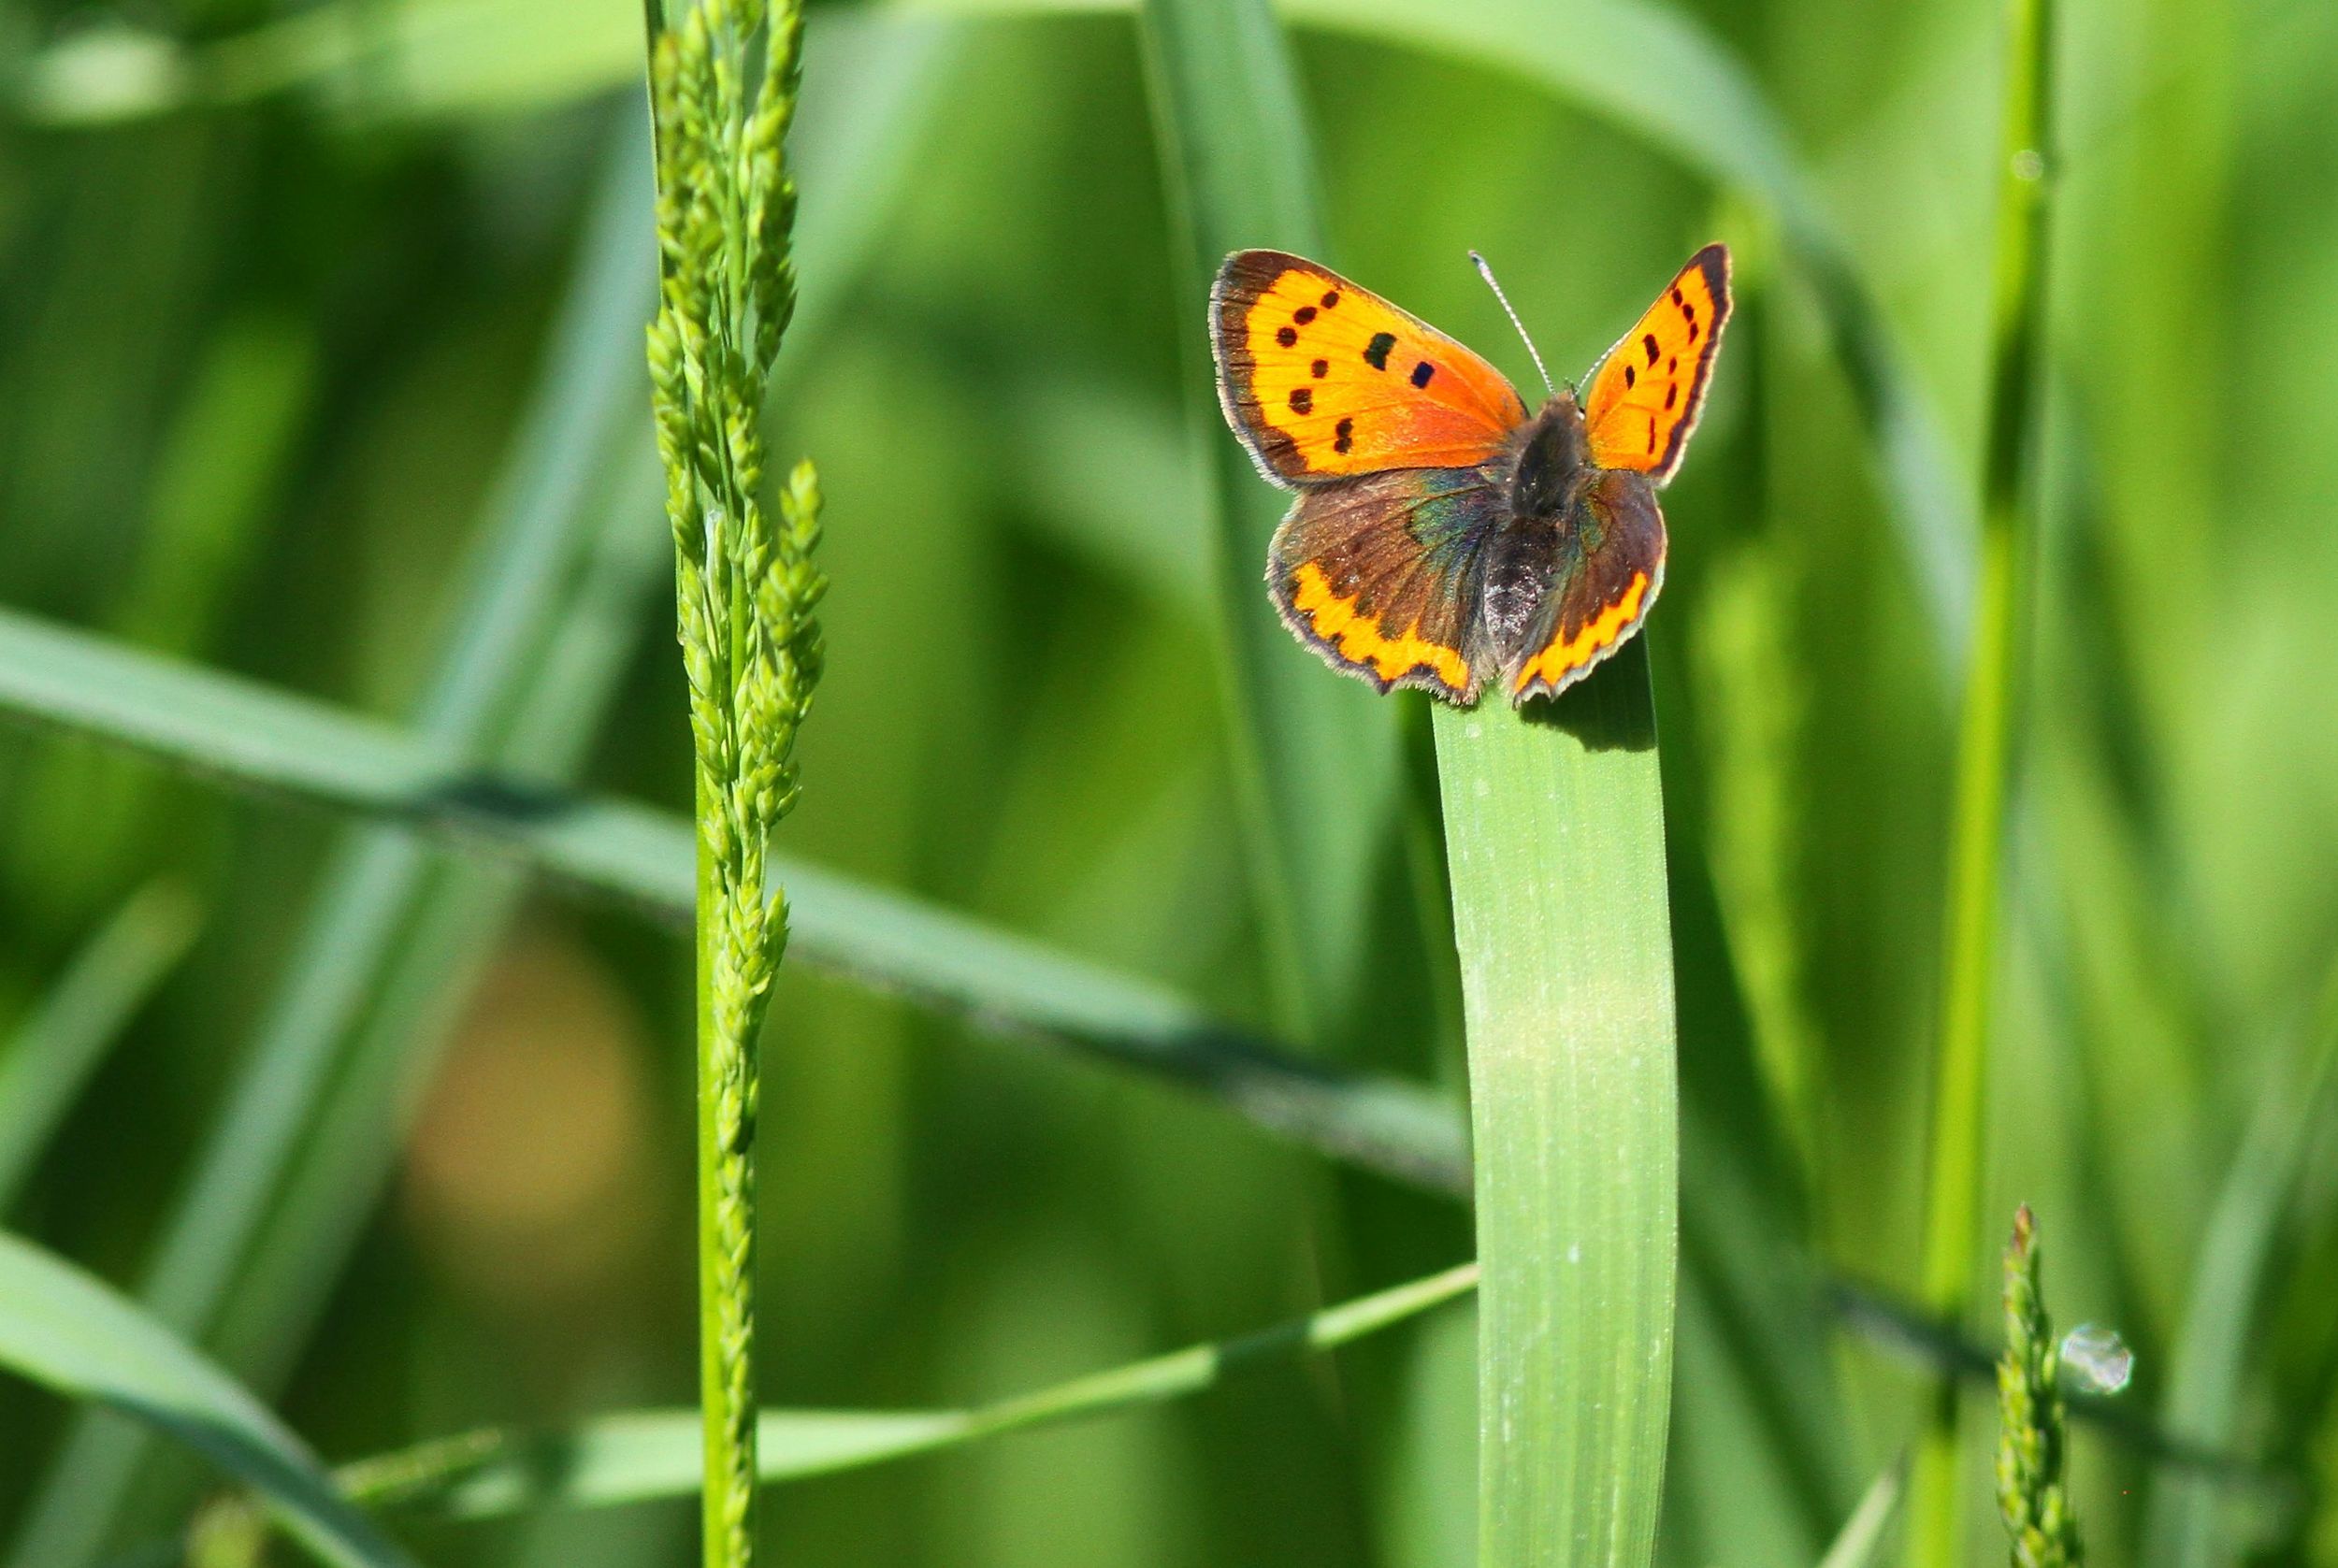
[1516,636,1659,754]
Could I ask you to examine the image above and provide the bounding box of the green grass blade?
[151,1265,1477,1564]
[15,0,640,123]
[0,1232,412,1568]
[1816,1462,1907,1568]
[0,882,199,1215]
[0,603,1468,1194]
[1665,812,1857,1557]
[1433,644,1678,1568]
[2140,967,2338,1568]
[1135,0,1399,1032]
[2,121,663,1568]
[330,1264,1477,1518]
[1909,0,2058,1558]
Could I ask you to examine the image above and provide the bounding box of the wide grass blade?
[1434,644,1679,1568]
[15,0,641,123]
[0,881,199,1214]
[0,1232,412,1568]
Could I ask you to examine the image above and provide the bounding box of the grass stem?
[1911,0,2057,1558]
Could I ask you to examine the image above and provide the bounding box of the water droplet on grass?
[2060,1322,2132,1394]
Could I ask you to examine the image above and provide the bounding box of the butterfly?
[1208,243,1730,706]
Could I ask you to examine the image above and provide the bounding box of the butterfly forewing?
[1212,251,1529,487]
[1580,244,1730,484]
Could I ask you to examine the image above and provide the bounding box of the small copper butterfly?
[1208,245,1730,705]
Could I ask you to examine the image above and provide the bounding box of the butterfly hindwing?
[1213,251,1529,487]
[1268,466,1507,704]
[1580,243,1730,484]
[1507,468,1667,702]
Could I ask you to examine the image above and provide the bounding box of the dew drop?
[2060,1322,2133,1394]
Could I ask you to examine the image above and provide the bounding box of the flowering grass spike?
[644,0,820,1563]
[1996,1205,2084,1568]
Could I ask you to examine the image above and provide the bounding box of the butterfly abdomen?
[1480,533,1547,654]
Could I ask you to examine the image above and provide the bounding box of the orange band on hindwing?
[1288,563,1473,692]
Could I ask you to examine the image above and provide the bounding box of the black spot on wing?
[1290,388,1313,414]
[1623,364,1636,389]
[1334,417,1353,454]
[1277,326,1296,347]
[1364,332,1396,370]
[1311,359,1328,378]
[1410,361,1436,389]
[1642,334,1659,365]
[1321,291,1340,309]
[1294,306,1317,324]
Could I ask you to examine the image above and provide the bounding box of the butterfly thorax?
[1507,393,1593,521]
[1479,396,1594,651]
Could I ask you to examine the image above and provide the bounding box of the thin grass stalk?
[1818,1461,1909,1568]
[1911,0,2057,1559]
[643,1,820,1561]
[0,880,199,1215]
[169,1265,1477,1551]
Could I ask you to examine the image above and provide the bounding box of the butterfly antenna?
[1470,251,1555,399]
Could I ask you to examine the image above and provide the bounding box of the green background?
[0,0,2332,1562]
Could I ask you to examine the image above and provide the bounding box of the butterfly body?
[1210,245,1727,707]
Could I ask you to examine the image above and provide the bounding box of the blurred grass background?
[0,0,2334,1563]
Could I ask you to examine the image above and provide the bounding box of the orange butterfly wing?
[1211,251,1529,486]
[1580,244,1731,484]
